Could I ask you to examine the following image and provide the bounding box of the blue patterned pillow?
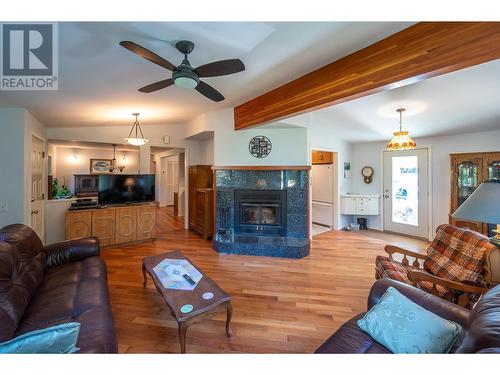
[0,323,80,354]
[357,287,462,353]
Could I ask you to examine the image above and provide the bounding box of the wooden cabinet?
[65,210,92,239]
[193,188,214,240]
[312,150,333,165]
[450,152,500,235]
[137,205,156,240]
[66,203,156,246]
[92,209,115,247]
[115,207,137,244]
[188,165,213,233]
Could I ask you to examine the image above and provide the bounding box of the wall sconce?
[121,152,128,165]
[69,153,79,163]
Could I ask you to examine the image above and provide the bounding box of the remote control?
[183,274,196,285]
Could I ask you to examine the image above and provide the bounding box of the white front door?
[383,148,429,239]
[31,136,44,241]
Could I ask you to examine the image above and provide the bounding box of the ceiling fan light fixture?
[172,70,199,90]
[386,108,416,151]
[125,113,149,146]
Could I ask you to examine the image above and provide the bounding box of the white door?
[166,160,179,206]
[383,149,429,239]
[31,136,44,241]
[160,157,167,206]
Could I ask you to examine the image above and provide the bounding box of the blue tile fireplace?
[212,167,310,258]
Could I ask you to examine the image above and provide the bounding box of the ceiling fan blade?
[193,59,245,77]
[120,41,175,71]
[195,81,225,102]
[138,78,174,93]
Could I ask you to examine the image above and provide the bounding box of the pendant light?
[125,112,148,146]
[108,144,125,173]
[386,108,416,150]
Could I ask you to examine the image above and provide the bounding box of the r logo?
[2,24,53,76]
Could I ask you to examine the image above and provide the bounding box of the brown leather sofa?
[0,224,117,353]
[315,278,500,353]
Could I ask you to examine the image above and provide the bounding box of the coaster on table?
[202,292,214,300]
[180,304,194,314]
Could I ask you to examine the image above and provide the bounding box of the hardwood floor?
[102,207,428,354]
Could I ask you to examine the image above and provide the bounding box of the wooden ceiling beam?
[234,22,500,130]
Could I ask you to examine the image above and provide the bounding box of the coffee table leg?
[142,263,147,287]
[225,303,233,337]
[178,322,188,354]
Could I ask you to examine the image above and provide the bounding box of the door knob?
[384,194,390,198]
[31,209,39,215]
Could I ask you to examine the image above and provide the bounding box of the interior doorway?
[159,154,182,215]
[310,149,338,236]
[383,148,430,239]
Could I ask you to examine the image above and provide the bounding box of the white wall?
[350,129,500,233]
[186,109,309,166]
[0,108,27,227]
[0,108,47,228]
[54,146,140,194]
[187,137,214,166]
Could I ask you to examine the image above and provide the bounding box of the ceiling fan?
[119,40,245,102]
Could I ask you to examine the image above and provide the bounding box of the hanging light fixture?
[386,108,416,151]
[108,144,125,173]
[125,112,148,146]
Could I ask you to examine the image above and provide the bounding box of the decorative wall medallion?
[249,136,272,158]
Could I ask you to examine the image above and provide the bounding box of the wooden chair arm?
[407,270,488,294]
[384,245,427,268]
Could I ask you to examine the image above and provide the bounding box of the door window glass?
[392,156,418,226]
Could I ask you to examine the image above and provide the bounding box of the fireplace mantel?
[211,165,311,171]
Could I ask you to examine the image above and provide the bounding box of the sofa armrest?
[367,278,471,327]
[44,237,100,267]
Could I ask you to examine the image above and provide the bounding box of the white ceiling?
[283,59,500,142]
[0,22,412,128]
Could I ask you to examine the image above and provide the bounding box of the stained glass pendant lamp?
[386,108,416,151]
[125,113,149,146]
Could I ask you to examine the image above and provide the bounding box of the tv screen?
[98,174,155,205]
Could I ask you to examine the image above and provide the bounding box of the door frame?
[30,135,46,242]
[380,146,433,241]
[309,148,339,235]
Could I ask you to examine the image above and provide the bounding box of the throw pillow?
[357,287,461,353]
[0,322,80,354]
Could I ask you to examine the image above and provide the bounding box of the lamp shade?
[451,181,500,223]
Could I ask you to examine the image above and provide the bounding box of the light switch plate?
[0,201,7,212]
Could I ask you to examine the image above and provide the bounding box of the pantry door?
[383,148,429,239]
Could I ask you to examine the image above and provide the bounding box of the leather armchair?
[315,278,500,353]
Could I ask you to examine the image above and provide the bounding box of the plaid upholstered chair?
[375,224,500,309]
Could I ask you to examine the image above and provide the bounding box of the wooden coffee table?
[142,251,232,353]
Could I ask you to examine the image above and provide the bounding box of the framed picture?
[90,159,112,174]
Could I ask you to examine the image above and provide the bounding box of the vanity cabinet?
[340,195,380,215]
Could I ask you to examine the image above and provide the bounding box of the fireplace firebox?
[234,189,287,236]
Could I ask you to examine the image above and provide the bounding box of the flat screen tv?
[98,174,155,205]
